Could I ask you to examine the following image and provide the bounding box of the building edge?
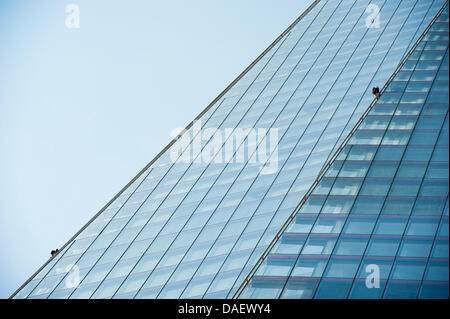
[9,0,322,299]
[232,0,450,299]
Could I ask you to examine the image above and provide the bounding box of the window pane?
[292,256,328,277]
[374,217,408,235]
[241,278,285,299]
[274,235,306,254]
[349,279,386,299]
[311,216,345,234]
[423,261,449,281]
[315,279,352,298]
[324,257,360,278]
[384,281,421,299]
[287,216,316,233]
[419,282,449,299]
[281,279,319,299]
[335,237,369,255]
[360,179,391,196]
[343,217,376,234]
[351,197,384,215]
[302,236,337,255]
[405,218,439,236]
[256,256,295,276]
[391,260,426,280]
[398,239,433,257]
[366,238,400,256]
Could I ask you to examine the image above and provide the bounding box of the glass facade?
[12,0,448,299]
[238,5,449,299]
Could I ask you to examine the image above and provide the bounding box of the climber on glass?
[372,86,380,99]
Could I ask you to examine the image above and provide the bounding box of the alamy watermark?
[65,264,81,288]
[365,4,381,28]
[169,121,279,174]
[65,4,80,29]
[365,264,380,289]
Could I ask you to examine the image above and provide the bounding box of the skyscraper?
[237,4,449,299]
[12,0,448,299]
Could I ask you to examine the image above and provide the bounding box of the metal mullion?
[379,47,449,299]
[31,166,153,299]
[310,45,427,301]
[134,33,300,298]
[234,0,449,299]
[153,12,332,298]
[110,32,293,299]
[172,0,352,299]
[218,0,379,298]
[235,0,410,298]
[11,0,324,301]
[376,49,448,298]
[155,2,348,302]
[298,153,378,299]
[31,168,154,299]
[149,1,338,299]
[242,155,351,299]
[14,75,220,300]
[414,112,449,298]
[276,149,354,298]
[62,94,227,299]
[62,98,226,299]
[22,166,154,298]
[337,31,448,299]
[319,0,441,175]
[26,95,225,299]
[403,0,449,60]
[336,0,445,299]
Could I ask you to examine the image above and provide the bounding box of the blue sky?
[0,0,313,298]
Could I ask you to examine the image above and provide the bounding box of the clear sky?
[0,0,313,298]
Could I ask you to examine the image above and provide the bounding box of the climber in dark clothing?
[372,86,380,99]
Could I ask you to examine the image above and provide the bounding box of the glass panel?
[366,237,400,257]
[324,257,360,278]
[17,0,450,300]
[292,256,328,277]
[281,279,319,299]
[302,236,337,255]
[315,279,352,299]
[384,281,421,299]
[334,237,369,255]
